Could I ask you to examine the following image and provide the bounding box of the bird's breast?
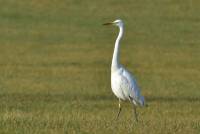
[111,71,127,100]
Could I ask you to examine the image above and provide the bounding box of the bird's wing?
[121,68,141,103]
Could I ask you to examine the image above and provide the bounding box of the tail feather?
[129,96,146,107]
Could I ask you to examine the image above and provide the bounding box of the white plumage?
[104,19,145,121]
[111,66,144,105]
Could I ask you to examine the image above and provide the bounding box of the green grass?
[0,0,200,133]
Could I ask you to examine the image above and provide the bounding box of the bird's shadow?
[85,94,200,103]
[4,93,200,104]
[146,96,200,103]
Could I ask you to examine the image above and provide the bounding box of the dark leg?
[132,104,138,122]
[128,96,139,122]
[116,99,122,119]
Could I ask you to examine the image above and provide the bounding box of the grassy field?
[0,0,200,133]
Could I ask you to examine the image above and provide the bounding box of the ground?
[0,0,200,133]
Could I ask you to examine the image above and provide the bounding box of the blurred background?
[0,0,200,133]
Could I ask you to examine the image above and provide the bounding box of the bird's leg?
[116,98,122,119]
[132,104,138,122]
[128,96,139,122]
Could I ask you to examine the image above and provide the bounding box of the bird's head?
[103,19,124,27]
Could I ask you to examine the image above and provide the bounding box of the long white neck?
[111,25,124,71]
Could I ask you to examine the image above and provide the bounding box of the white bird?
[103,19,145,121]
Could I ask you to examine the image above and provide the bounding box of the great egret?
[103,19,145,121]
